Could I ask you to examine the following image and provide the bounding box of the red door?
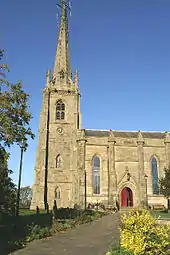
[121,187,127,207]
[121,187,133,207]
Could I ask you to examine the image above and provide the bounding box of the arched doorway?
[121,187,133,207]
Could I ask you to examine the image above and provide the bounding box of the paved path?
[11,213,120,255]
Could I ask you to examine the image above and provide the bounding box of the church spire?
[53,0,71,87]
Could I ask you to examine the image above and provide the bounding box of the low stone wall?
[157,219,170,225]
[148,195,167,208]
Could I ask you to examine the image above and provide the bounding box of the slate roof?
[84,129,165,139]
[85,130,109,137]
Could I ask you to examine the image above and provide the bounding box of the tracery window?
[56,155,62,168]
[56,100,65,120]
[92,156,100,194]
[151,157,159,194]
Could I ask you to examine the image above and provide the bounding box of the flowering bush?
[120,209,170,255]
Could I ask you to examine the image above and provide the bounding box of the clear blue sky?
[1,0,170,187]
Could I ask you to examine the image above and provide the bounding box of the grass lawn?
[150,210,170,219]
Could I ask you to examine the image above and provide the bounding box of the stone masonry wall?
[84,131,169,208]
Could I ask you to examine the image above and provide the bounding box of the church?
[31,0,169,210]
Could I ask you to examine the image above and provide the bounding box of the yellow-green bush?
[120,209,170,255]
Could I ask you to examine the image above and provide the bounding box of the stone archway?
[121,187,133,207]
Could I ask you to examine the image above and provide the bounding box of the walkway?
[11,213,120,255]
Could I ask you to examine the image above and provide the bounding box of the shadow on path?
[0,213,52,255]
[11,213,120,255]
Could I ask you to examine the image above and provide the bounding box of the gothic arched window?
[151,157,159,194]
[55,187,61,199]
[92,156,100,194]
[56,155,62,168]
[56,100,65,120]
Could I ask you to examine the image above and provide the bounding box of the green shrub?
[51,210,105,234]
[25,224,51,243]
[8,239,26,250]
[120,209,170,255]
[63,221,75,229]
[51,221,68,233]
[106,247,133,255]
[76,210,104,224]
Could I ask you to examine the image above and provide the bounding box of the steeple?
[53,0,71,87]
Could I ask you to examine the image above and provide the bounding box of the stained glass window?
[92,156,100,194]
[151,157,159,194]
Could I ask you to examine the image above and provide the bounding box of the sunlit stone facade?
[30,1,169,210]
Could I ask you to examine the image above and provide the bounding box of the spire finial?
[61,0,66,17]
[62,0,66,6]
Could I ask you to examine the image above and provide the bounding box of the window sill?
[148,194,164,197]
[55,121,68,124]
[56,169,63,172]
[91,194,105,197]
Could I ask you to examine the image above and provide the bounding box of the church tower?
[31,0,81,209]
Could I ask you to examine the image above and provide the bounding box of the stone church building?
[31,1,169,210]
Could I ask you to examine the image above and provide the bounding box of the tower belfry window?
[59,70,65,79]
[56,100,65,120]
